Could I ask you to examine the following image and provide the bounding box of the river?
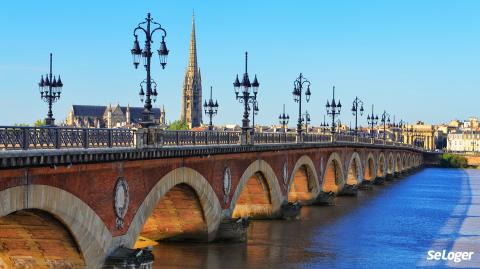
[151,168,480,269]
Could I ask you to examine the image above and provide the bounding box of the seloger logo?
[427,250,474,263]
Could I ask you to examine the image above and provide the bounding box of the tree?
[33,119,46,127]
[167,120,188,131]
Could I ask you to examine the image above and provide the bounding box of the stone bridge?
[0,127,428,268]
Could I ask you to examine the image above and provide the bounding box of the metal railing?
[0,126,426,151]
[0,126,135,150]
[162,130,241,146]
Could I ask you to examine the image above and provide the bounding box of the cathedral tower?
[181,13,202,128]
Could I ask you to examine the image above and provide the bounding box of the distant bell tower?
[181,12,202,129]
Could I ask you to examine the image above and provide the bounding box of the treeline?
[440,153,468,168]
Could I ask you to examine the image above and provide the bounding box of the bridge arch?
[409,154,414,168]
[287,155,320,204]
[387,153,394,175]
[377,152,386,178]
[322,152,345,193]
[395,153,402,173]
[402,153,408,171]
[364,153,376,181]
[230,159,283,219]
[346,152,363,186]
[0,185,110,269]
[125,167,223,248]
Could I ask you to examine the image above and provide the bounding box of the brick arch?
[322,152,345,193]
[229,159,283,219]
[395,153,402,173]
[387,152,394,175]
[346,152,363,185]
[287,155,320,203]
[377,152,386,178]
[0,185,111,269]
[364,152,376,181]
[123,167,223,248]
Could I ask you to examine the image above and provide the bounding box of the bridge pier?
[103,247,154,269]
[338,184,358,196]
[373,176,385,185]
[359,180,373,190]
[215,218,250,242]
[313,191,336,206]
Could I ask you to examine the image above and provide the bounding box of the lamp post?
[366,104,379,138]
[302,110,311,134]
[130,13,169,128]
[38,53,63,126]
[320,115,329,134]
[278,104,289,132]
[326,86,341,133]
[395,119,404,142]
[204,86,219,131]
[251,100,259,133]
[233,52,259,134]
[292,73,311,136]
[380,110,391,141]
[351,96,364,137]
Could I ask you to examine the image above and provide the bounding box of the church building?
[181,13,203,129]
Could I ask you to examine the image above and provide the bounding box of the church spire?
[188,11,197,71]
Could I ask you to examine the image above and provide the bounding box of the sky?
[0,0,479,127]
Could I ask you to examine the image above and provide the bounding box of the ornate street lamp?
[233,52,259,134]
[131,13,169,127]
[320,115,329,134]
[302,111,311,134]
[380,110,391,141]
[351,96,364,137]
[204,86,219,131]
[250,100,259,133]
[326,86,341,133]
[367,104,379,138]
[38,53,63,126]
[292,73,311,135]
[278,104,289,132]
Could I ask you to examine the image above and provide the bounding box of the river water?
[151,168,480,269]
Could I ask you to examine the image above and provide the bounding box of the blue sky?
[0,1,479,126]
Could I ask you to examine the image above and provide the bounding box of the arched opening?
[364,155,375,181]
[135,183,208,247]
[232,172,272,219]
[377,154,385,177]
[403,156,407,170]
[288,165,316,203]
[396,155,402,173]
[0,209,85,268]
[387,154,394,175]
[346,155,362,185]
[323,156,344,193]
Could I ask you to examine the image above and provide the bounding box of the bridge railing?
[0,126,135,150]
[161,130,241,146]
[0,126,427,151]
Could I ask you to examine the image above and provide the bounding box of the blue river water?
[152,168,479,269]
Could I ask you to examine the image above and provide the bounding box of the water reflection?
[152,169,471,268]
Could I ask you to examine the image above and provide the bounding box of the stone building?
[181,13,202,129]
[447,131,480,153]
[65,104,166,128]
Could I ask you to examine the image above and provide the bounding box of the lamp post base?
[140,110,155,128]
[45,117,55,127]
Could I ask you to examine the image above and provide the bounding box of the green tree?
[33,119,46,127]
[167,120,188,131]
[440,153,468,168]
